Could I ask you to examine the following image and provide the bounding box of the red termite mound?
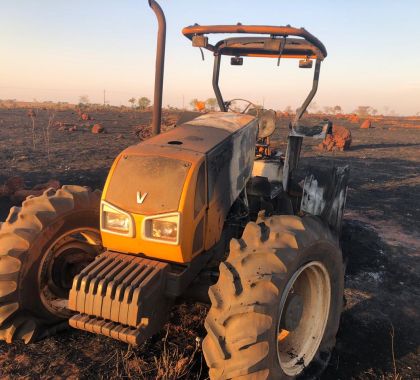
[318,125,352,151]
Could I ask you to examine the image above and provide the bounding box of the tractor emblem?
[136,191,148,204]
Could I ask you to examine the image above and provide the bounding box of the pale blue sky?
[1,1,419,114]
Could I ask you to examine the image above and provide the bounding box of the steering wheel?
[225,98,259,114]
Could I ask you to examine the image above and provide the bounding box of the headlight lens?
[101,202,134,236]
[104,211,130,232]
[152,219,178,241]
[144,214,180,244]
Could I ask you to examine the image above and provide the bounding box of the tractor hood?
[105,155,191,215]
[103,112,257,217]
[100,112,258,263]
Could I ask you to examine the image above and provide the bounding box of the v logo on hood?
[136,191,148,204]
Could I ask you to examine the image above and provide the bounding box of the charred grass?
[0,107,419,379]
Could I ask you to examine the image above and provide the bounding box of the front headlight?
[101,201,134,236]
[143,213,180,244]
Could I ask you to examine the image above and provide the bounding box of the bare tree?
[322,106,336,114]
[42,111,55,162]
[354,105,377,117]
[128,97,136,108]
[79,95,90,105]
[206,98,218,111]
[189,98,198,110]
[283,105,293,114]
[138,97,151,110]
[29,111,36,149]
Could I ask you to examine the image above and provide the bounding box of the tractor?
[0,1,349,379]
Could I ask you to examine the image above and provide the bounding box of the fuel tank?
[101,112,258,263]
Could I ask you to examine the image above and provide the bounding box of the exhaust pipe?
[148,0,166,135]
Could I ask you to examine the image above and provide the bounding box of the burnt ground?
[0,107,419,379]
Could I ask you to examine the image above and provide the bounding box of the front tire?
[0,186,102,343]
[203,215,344,379]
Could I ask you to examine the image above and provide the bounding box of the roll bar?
[211,52,323,125]
[184,23,326,123]
[182,24,327,59]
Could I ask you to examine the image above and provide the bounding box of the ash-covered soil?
[0,107,419,379]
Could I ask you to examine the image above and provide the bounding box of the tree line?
[77,94,405,116]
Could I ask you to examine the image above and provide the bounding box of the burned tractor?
[0,1,349,379]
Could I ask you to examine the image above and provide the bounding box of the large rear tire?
[203,215,344,379]
[0,186,102,343]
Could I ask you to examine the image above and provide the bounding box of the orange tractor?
[0,1,349,378]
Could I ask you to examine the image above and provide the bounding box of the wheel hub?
[49,243,96,296]
[38,229,102,317]
[281,292,303,331]
[276,261,331,376]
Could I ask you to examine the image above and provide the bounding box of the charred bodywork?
[100,113,257,263]
[68,113,259,339]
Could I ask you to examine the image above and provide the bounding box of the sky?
[1,0,419,115]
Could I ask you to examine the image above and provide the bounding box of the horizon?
[1,99,418,119]
[1,0,419,116]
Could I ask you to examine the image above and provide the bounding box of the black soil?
[0,108,419,379]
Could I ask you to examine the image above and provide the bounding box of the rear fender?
[300,166,350,234]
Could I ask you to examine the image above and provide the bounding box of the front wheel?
[203,215,344,379]
[0,186,102,343]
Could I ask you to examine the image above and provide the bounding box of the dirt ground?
[0,107,419,379]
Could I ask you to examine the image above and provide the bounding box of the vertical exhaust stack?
[148,0,166,136]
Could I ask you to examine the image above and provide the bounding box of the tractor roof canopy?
[182,23,327,130]
[182,24,327,60]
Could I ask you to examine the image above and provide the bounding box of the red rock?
[318,125,352,151]
[360,120,372,129]
[91,124,104,134]
[348,114,359,123]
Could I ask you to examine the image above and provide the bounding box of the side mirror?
[299,59,313,68]
[231,56,243,66]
